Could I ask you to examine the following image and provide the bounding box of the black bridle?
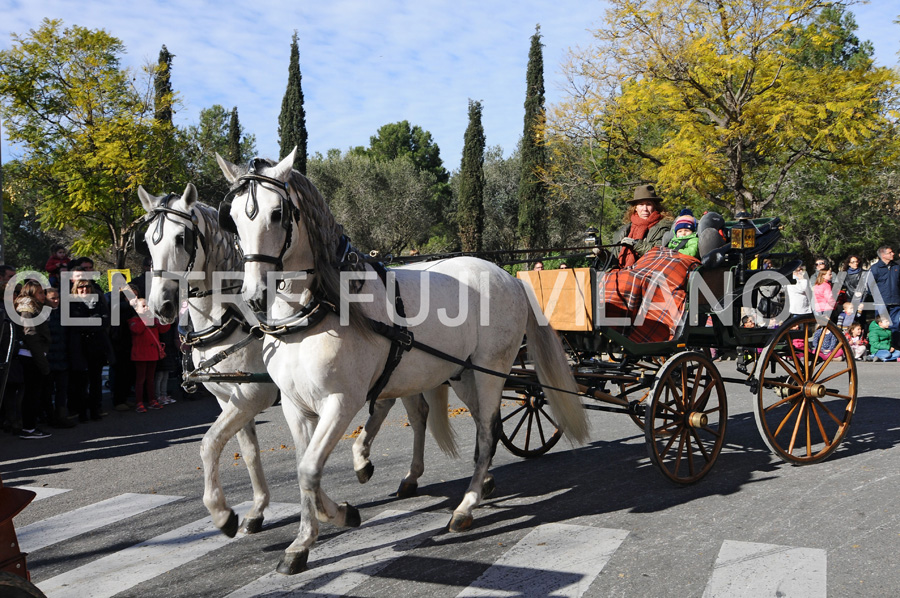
[218,159,303,270]
[138,193,205,275]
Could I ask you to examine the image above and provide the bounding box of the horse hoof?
[221,510,239,538]
[276,549,309,575]
[395,480,418,499]
[481,476,496,499]
[342,502,362,528]
[448,513,474,533]
[356,462,375,484]
[239,515,264,534]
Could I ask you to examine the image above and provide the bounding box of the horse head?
[137,183,205,323]
[216,148,316,313]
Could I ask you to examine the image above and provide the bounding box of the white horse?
[138,184,279,537]
[217,149,589,575]
[137,184,430,539]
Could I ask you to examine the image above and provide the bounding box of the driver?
[612,184,673,268]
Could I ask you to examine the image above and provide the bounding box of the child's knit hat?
[673,208,696,233]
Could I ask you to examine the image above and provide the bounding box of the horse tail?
[424,385,458,458]
[524,306,590,445]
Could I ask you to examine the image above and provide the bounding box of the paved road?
[2,360,899,597]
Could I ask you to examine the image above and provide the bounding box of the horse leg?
[351,397,396,484]
[395,394,428,498]
[233,415,270,534]
[447,372,503,533]
[278,396,360,575]
[201,396,263,537]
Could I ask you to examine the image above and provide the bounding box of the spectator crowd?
[0,249,185,440]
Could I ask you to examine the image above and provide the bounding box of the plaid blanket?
[599,247,700,343]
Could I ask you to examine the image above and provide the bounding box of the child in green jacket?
[667,209,699,258]
[867,315,900,361]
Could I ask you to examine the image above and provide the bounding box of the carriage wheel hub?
[688,412,708,428]
[803,382,826,399]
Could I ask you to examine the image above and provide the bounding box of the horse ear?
[216,153,242,184]
[270,147,297,181]
[182,182,198,206]
[137,186,157,213]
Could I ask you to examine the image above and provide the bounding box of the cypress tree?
[458,100,486,252]
[278,31,307,174]
[154,45,174,124]
[517,25,548,250]
[228,107,242,164]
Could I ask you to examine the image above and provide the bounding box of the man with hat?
[612,184,673,267]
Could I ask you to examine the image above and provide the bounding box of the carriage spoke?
[764,390,803,412]
[686,432,696,477]
[810,397,845,427]
[787,398,807,455]
[809,401,831,448]
[689,427,711,462]
[773,353,804,386]
[772,400,803,439]
[524,410,534,451]
[501,402,527,423]
[817,367,851,385]
[505,407,529,442]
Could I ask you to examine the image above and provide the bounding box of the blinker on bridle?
[139,193,205,276]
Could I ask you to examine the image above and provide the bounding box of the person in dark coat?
[44,287,75,428]
[67,278,112,421]
[15,280,53,438]
[866,246,900,344]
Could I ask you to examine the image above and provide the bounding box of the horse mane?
[286,169,373,339]
[192,201,241,274]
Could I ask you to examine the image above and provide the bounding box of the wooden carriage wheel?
[754,315,858,464]
[644,351,727,484]
[499,344,563,458]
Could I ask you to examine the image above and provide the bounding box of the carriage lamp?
[585,227,599,246]
[730,212,756,250]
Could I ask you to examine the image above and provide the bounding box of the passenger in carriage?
[785,265,812,315]
[667,209,699,258]
[612,184,673,268]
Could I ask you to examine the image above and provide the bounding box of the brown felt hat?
[629,184,661,204]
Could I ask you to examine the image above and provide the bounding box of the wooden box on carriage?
[516,268,594,331]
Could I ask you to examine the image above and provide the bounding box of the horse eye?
[175,234,185,246]
[271,210,283,223]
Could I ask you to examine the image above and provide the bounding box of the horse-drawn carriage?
[135,150,857,574]
[499,214,857,484]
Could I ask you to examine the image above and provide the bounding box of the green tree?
[549,0,899,216]
[457,100,486,252]
[182,104,256,204]
[482,146,520,251]
[278,31,307,174]
[0,19,184,267]
[154,45,174,124]
[228,107,242,164]
[352,120,454,248]
[518,24,548,250]
[308,152,436,256]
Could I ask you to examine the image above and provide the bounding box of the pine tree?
[458,100,486,252]
[517,25,548,250]
[278,31,307,174]
[228,107,242,164]
[154,45,174,124]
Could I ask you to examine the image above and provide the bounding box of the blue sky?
[1,0,898,172]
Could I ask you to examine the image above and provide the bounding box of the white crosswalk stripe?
[703,540,827,598]
[16,486,71,502]
[38,501,302,598]
[457,523,628,598]
[18,492,182,553]
[225,509,449,598]
[15,491,832,598]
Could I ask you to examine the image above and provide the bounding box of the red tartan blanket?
[599,247,700,343]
